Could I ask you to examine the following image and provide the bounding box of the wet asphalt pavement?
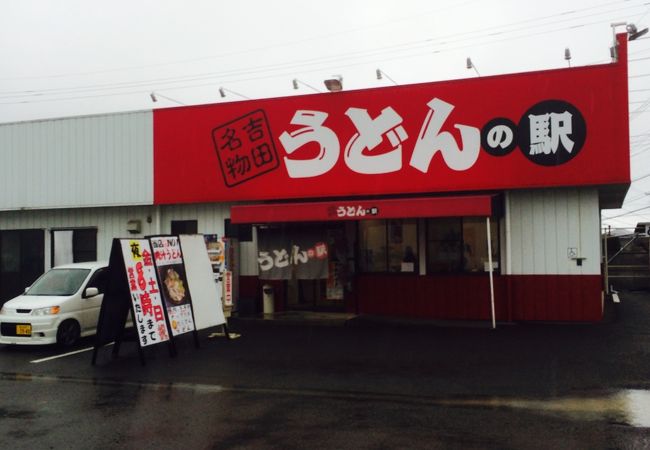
[1,292,650,449]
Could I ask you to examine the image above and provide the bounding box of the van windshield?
[26,269,91,296]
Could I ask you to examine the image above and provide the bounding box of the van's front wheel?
[56,320,80,347]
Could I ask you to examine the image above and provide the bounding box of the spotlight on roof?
[627,23,649,41]
[150,92,157,102]
[375,68,397,85]
[466,57,480,77]
[218,86,251,100]
[292,78,321,93]
[324,75,343,92]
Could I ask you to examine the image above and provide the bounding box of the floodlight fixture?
[324,75,343,92]
[627,23,649,41]
[292,78,321,93]
[375,68,398,85]
[564,48,572,67]
[218,87,251,100]
[611,22,648,60]
[149,91,184,105]
[466,57,480,77]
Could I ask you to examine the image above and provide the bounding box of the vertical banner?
[120,239,170,347]
[222,237,239,308]
[223,270,233,306]
[150,236,196,336]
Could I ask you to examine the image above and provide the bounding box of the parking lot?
[1,291,650,449]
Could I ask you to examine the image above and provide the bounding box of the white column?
[487,217,496,329]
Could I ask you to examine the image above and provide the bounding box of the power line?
[0,0,646,102]
[603,204,650,220]
[0,0,484,83]
[0,17,635,107]
[0,0,636,84]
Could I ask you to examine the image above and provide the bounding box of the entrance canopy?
[230,195,494,224]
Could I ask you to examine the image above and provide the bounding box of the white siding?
[0,111,153,210]
[507,188,600,275]
[0,202,234,270]
[1,206,158,270]
[159,203,258,276]
[159,203,230,235]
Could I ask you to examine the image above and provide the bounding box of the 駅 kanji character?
[528,111,574,155]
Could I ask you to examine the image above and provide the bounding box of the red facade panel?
[153,36,630,206]
[356,274,602,322]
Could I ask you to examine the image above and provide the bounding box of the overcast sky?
[1,0,649,230]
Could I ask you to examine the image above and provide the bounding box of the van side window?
[86,268,107,294]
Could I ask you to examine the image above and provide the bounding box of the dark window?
[225,218,252,242]
[0,230,45,303]
[358,219,418,273]
[73,229,97,262]
[426,217,499,274]
[426,218,462,272]
[171,220,198,235]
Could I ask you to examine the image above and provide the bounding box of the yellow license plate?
[16,324,31,336]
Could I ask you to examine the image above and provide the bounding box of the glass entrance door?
[285,222,353,312]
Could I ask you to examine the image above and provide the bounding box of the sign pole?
[487,217,496,330]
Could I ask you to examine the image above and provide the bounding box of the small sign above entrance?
[231,195,494,224]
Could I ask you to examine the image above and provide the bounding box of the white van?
[0,261,107,347]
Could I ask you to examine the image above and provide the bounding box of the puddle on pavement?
[439,390,650,428]
[2,371,650,426]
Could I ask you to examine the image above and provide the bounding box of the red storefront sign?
[230,195,494,224]
[154,36,629,205]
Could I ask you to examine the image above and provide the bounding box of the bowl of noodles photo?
[163,267,186,304]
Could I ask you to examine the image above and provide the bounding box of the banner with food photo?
[149,236,196,336]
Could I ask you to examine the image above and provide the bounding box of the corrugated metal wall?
[0,202,232,270]
[159,203,258,276]
[0,206,156,269]
[158,202,229,238]
[0,111,153,210]
[507,188,600,275]
[0,187,602,278]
